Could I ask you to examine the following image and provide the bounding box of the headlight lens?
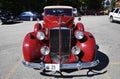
[40,46,50,55]
[71,46,81,55]
[75,31,84,40]
[36,31,45,40]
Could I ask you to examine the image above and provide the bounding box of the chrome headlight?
[75,31,84,40]
[40,46,50,55]
[71,46,81,55]
[36,31,45,40]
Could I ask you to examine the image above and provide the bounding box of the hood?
[43,16,74,28]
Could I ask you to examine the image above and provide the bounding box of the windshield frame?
[44,8,73,16]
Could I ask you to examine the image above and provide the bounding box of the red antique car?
[22,6,99,72]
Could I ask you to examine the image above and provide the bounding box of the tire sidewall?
[110,16,114,22]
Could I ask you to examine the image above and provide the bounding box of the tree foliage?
[111,0,116,9]
[0,0,104,15]
[84,0,103,10]
[0,0,46,15]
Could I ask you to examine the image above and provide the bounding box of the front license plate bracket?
[45,64,60,71]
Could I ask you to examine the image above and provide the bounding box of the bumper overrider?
[22,60,99,71]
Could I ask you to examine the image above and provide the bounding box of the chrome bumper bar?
[22,60,99,71]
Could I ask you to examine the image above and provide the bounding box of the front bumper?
[22,60,99,71]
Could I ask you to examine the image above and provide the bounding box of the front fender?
[22,32,43,62]
[76,32,96,62]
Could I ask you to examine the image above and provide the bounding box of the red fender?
[34,23,42,33]
[76,23,85,31]
[76,32,96,62]
[22,32,43,62]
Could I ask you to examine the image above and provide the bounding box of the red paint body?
[23,7,97,64]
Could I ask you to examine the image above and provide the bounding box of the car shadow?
[2,21,23,25]
[40,50,109,78]
[111,21,120,24]
[92,51,109,71]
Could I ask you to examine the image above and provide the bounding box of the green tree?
[83,0,103,10]
[0,0,46,15]
[0,0,104,15]
[111,0,115,9]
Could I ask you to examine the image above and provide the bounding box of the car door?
[117,9,120,21]
[113,8,119,21]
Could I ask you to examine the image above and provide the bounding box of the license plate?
[45,64,60,71]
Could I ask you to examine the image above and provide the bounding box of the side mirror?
[78,17,81,21]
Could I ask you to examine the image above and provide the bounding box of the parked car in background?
[109,8,120,22]
[0,10,15,24]
[0,11,2,24]
[22,6,99,74]
[73,8,78,16]
[18,11,41,21]
[0,19,2,25]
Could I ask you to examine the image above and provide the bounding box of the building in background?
[115,0,120,7]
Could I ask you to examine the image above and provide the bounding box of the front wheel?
[110,16,114,22]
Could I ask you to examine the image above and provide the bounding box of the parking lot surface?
[0,15,120,79]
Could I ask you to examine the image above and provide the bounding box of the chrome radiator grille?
[50,28,71,63]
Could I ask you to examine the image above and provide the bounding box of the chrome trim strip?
[22,61,44,69]
[61,60,99,69]
[22,60,99,71]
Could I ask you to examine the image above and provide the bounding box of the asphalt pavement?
[0,15,120,79]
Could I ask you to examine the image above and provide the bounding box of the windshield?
[44,8,72,16]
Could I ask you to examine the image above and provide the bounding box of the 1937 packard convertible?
[22,6,99,73]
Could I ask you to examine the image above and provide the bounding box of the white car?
[109,8,120,22]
